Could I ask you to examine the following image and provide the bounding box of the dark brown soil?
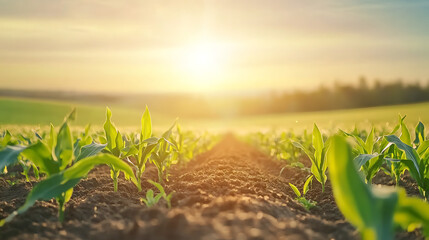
[0,135,424,240]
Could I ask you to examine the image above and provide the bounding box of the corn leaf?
[141,106,152,140]
[385,135,421,176]
[54,122,73,170]
[0,153,138,227]
[414,122,425,145]
[22,141,59,176]
[104,107,117,151]
[0,145,27,173]
[76,142,107,161]
[399,116,411,146]
[303,176,313,196]
[394,189,429,237]
[327,136,375,231]
[365,128,374,154]
[289,183,301,197]
[354,154,378,170]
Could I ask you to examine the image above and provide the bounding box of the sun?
[186,43,220,75]
[181,42,225,91]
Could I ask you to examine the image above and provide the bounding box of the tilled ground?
[0,135,424,240]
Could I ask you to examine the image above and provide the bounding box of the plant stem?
[158,168,163,184]
[137,170,142,192]
[57,198,65,223]
[113,176,118,192]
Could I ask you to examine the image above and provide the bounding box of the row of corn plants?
[0,107,214,226]
[247,117,429,239]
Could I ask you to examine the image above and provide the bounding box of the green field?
[1,97,428,132]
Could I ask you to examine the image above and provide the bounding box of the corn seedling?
[289,175,316,211]
[151,122,177,183]
[292,124,328,192]
[141,180,173,208]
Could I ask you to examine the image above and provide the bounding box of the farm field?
[2,1,429,239]
[1,104,429,240]
[1,97,429,132]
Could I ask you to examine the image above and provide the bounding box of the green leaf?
[84,124,91,137]
[385,135,421,177]
[0,172,81,227]
[146,189,154,199]
[401,160,423,186]
[148,180,165,195]
[303,175,313,196]
[0,145,27,173]
[64,153,138,186]
[22,141,59,176]
[104,107,117,151]
[0,152,142,226]
[365,127,374,154]
[292,142,315,163]
[54,122,73,170]
[48,124,56,151]
[1,130,12,146]
[138,142,159,170]
[154,193,163,203]
[141,106,152,140]
[366,155,385,183]
[142,137,160,145]
[394,189,429,237]
[312,124,324,158]
[327,136,374,231]
[417,140,429,155]
[162,121,176,139]
[354,154,378,170]
[64,108,76,122]
[341,130,367,154]
[289,183,301,197]
[76,142,107,161]
[122,145,139,158]
[414,122,425,145]
[399,116,411,145]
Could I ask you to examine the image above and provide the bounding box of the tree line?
[239,78,429,115]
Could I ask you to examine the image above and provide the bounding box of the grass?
[0,97,173,130]
[224,102,429,132]
[1,97,428,132]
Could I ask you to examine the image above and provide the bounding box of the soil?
[0,135,425,240]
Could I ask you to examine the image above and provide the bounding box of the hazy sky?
[1,0,429,93]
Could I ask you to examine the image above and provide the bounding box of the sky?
[1,0,429,94]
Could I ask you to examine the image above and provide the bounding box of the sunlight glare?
[181,42,225,91]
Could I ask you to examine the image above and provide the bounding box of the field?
[1,97,429,131]
[1,98,429,240]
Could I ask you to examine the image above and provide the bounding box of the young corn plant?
[102,107,142,191]
[328,135,429,240]
[173,124,200,164]
[141,189,162,207]
[342,127,386,184]
[385,134,429,200]
[151,123,177,183]
[292,124,328,192]
[120,106,161,191]
[103,107,124,192]
[288,175,316,211]
[141,180,173,208]
[133,107,160,190]
[382,116,414,185]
